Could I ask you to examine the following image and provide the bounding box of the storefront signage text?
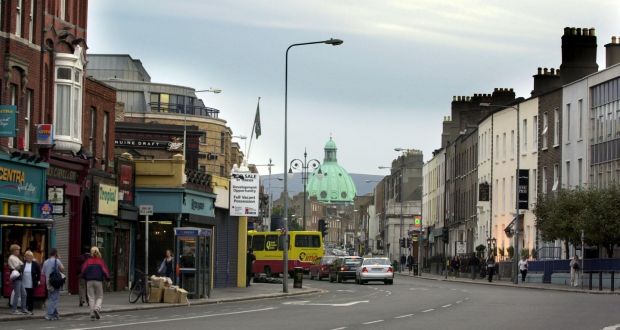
[47,166,78,182]
[191,199,205,211]
[97,183,119,216]
[36,124,54,145]
[0,105,17,137]
[230,171,259,217]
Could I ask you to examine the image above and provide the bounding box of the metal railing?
[148,102,220,119]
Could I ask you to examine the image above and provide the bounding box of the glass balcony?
[148,102,220,119]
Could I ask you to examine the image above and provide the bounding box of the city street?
[1,276,619,330]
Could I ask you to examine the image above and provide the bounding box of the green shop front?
[0,152,50,298]
[135,188,215,298]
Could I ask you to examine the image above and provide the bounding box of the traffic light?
[407,237,412,247]
[400,238,406,248]
[318,219,327,237]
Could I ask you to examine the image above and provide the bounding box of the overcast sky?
[88,0,618,175]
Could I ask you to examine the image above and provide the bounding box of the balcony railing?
[148,102,220,119]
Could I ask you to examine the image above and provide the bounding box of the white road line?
[464,297,470,300]
[456,300,462,304]
[395,314,414,319]
[41,327,56,329]
[362,320,384,325]
[442,304,452,308]
[422,309,435,313]
[65,307,276,330]
[331,327,347,330]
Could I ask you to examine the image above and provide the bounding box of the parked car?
[309,256,338,280]
[356,257,394,285]
[329,256,362,283]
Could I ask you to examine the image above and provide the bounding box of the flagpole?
[245,96,260,162]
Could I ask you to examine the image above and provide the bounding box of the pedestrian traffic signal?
[400,238,406,248]
[407,237,412,247]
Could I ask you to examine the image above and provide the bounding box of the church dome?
[307,137,356,203]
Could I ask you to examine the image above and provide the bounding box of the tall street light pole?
[289,149,321,230]
[283,38,343,293]
[184,87,222,162]
[481,102,521,284]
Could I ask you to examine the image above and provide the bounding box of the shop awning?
[0,215,54,225]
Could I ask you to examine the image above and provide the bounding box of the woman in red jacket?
[81,247,110,320]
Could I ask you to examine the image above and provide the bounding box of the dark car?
[309,256,338,281]
[329,256,362,283]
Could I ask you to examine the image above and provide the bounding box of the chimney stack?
[605,36,620,68]
[531,67,561,97]
[560,26,598,85]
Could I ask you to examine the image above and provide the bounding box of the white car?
[355,257,394,285]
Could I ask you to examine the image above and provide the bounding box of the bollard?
[589,272,593,290]
[599,272,603,291]
[611,272,615,292]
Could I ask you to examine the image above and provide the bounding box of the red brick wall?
[84,78,116,172]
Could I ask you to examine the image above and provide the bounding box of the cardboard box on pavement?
[163,287,178,303]
[149,287,164,303]
[177,288,188,304]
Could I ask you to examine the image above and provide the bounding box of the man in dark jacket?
[406,254,414,275]
[469,253,480,280]
[246,248,256,287]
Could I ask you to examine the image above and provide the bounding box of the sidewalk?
[0,282,322,322]
[397,271,620,295]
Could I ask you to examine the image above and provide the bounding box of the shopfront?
[116,157,137,290]
[135,188,215,290]
[0,153,49,297]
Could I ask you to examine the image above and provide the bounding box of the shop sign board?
[97,184,119,216]
[36,124,54,145]
[0,105,16,137]
[0,158,45,203]
[230,171,259,217]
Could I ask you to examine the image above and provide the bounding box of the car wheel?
[384,279,388,285]
[388,279,394,285]
[337,274,342,283]
[310,273,315,280]
[329,274,334,283]
[264,266,272,278]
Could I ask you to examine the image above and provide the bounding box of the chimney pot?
[550,68,555,75]
[556,69,560,75]
[537,67,542,74]
[571,27,576,35]
[509,88,514,92]
[612,36,617,44]
[543,68,549,74]
[577,28,582,36]
[494,88,498,92]
[583,28,589,36]
[564,27,571,35]
[589,28,595,36]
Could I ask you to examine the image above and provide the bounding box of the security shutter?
[54,198,71,291]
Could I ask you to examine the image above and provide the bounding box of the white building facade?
[422,149,445,256]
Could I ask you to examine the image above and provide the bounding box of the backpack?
[49,259,65,290]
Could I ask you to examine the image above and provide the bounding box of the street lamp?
[288,149,321,231]
[232,135,248,155]
[480,102,521,284]
[184,87,222,162]
[282,38,343,293]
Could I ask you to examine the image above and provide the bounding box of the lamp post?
[253,160,276,231]
[481,102,521,284]
[283,38,343,293]
[184,87,222,162]
[232,135,248,155]
[289,149,321,231]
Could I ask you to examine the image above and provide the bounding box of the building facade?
[422,148,445,258]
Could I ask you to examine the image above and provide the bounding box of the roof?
[307,138,357,203]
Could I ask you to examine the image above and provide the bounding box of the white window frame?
[510,130,515,159]
[24,90,32,151]
[102,112,109,163]
[578,158,583,187]
[60,0,66,21]
[89,107,95,153]
[565,161,571,188]
[553,108,559,146]
[542,167,547,194]
[552,164,559,191]
[565,103,571,143]
[28,0,33,42]
[542,113,548,149]
[578,99,583,140]
[502,132,506,161]
[53,46,85,152]
[16,0,22,37]
[522,119,527,153]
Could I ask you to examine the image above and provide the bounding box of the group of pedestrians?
[7,244,110,321]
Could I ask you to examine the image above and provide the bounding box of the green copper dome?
[307,137,357,203]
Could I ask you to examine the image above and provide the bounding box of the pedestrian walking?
[8,244,26,315]
[22,250,41,315]
[469,253,480,280]
[77,247,91,307]
[407,254,414,275]
[569,255,581,287]
[451,256,461,278]
[246,248,256,287]
[400,255,406,273]
[518,256,528,283]
[157,249,174,279]
[81,247,110,320]
[42,249,65,320]
[487,256,496,282]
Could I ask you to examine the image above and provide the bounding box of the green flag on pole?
[253,100,261,139]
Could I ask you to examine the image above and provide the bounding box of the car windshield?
[322,257,337,264]
[363,258,390,266]
[344,258,362,265]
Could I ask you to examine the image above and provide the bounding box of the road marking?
[442,304,452,308]
[422,309,435,313]
[362,320,384,325]
[336,289,354,292]
[283,300,369,307]
[451,288,457,291]
[41,327,56,329]
[395,314,414,319]
[464,297,470,300]
[602,324,620,330]
[331,327,347,330]
[65,307,276,330]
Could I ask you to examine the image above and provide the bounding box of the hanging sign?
[0,105,17,137]
[36,124,54,145]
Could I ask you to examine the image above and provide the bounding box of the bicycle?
[129,269,150,303]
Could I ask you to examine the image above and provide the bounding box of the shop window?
[252,235,265,251]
